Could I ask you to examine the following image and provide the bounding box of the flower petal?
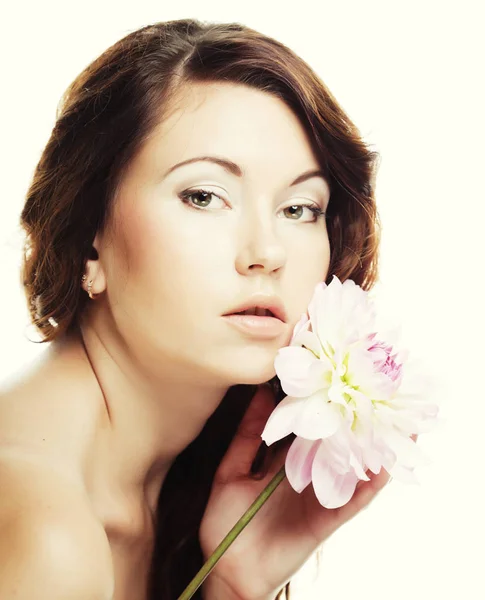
[290,312,310,344]
[324,428,371,481]
[347,343,393,399]
[309,277,376,350]
[352,409,374,449]
[292,390,342,440]
[275,346,329,398]
[348,388,374,426]
[312,441,360,508]
[387,462,420,484]
[378,427,431,469]
[285,437,321,493]
[374,402,422,435]
[261,394,305,445]
[346,434,371,481]
[320,430,351,475]
[292,330,324,359]
[361,442,385,475]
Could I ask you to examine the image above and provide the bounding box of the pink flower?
[261,276,439,509]
[367,334,403,383]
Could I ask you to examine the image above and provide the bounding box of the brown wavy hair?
[19,18,381,600]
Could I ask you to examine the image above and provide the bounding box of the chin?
[228,363,277,387]
[197,345,281,387]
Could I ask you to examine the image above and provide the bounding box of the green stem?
[177,465,287,600]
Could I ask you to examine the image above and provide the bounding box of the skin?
[199,385,409,600]
[80,82,399,599]
[3,81,400,599]
[77,80,332,517]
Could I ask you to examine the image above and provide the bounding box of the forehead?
[139,82,323,179]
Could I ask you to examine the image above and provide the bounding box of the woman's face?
[94,82,331,386]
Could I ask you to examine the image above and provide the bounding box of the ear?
[82,232,107,297]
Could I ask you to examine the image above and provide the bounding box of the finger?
[335,467,391,523]
[215,384,277,483]
[345,432,419,516]
[354,432,418,494]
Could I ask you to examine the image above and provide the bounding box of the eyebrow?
[163,155,331,191]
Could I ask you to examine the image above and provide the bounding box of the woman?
[0,18,383,600]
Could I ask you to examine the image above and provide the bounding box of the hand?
[199,384,416,600]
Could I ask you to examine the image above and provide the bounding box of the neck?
[59,307,229,511]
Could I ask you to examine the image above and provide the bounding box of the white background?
[1,1,483,598]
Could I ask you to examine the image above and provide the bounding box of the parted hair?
[19,18,381,599]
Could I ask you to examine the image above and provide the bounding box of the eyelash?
[178,188,327,222]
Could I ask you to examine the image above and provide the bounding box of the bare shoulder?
[0,341,103,473]
[0,342,113,598]
[0,453,114,599]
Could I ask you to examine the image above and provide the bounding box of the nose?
[234,211,287,276]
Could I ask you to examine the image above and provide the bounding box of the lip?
[222,293,287,323]
[222,314,286,339]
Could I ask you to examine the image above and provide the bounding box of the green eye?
[179,188,225,209]
[281,204,326,222]
[179,188,326,223]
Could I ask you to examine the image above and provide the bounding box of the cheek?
[284,231,331,315]
[310,231,331,275]
[287,229,331,279]
[117,204,192,271]
[111,206,231,309]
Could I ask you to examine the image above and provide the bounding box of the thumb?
[216,384,276,483]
